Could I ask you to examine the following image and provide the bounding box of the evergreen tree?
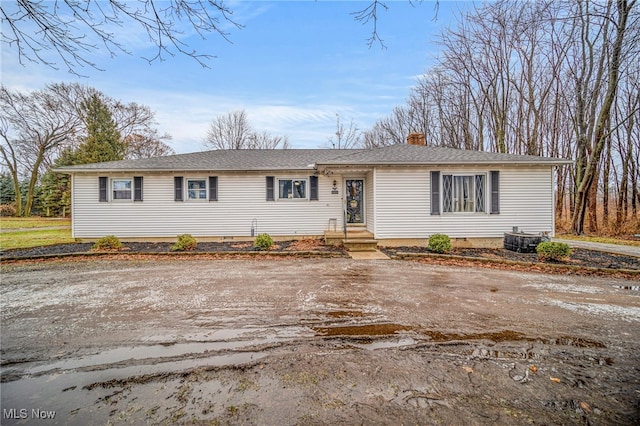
[38,148,76,217]
[0,173,15,204]
[76,94,126,164]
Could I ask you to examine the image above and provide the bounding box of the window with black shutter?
[430,171,440,215]
[99,177,108,202]
[209,176,218,201]
[266,176,274,201]
[490,171,500,214]
[174,176,183,201]
[134,176,143,201]
[309,176,318,201]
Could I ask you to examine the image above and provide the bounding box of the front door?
[345,179,364,224]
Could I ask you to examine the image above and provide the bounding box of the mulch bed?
[380,246,640,271]
[2,242,638,276]
[0,240,345,260]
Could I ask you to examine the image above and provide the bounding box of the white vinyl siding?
[365,170,375,233]
[72,173,342,238]
[374,169,430,239]
[373,166,554,239]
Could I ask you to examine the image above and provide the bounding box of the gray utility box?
[503,232,543,253]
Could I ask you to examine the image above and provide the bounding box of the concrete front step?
[343,239,379,252]
[324,229,375,246]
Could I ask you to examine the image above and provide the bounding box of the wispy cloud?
[134,89,365,151]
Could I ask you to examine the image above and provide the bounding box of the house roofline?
[316,160,573,167]
[55,159,572,174]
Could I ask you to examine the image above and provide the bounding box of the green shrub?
[536,241,571,262]
[428,233,452,254]
[254,233,274,251]
[92,235,123,251]
[172,234,197,251]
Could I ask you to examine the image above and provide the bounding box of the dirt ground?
[1,258,639,425]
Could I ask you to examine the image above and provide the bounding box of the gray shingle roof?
[55,145,570,173]
[318,144,571,165]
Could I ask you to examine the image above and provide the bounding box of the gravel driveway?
[1,258,639,425]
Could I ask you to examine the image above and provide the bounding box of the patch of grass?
[0,217,71,229]
[0,229,74,250]
[557,234,640,247]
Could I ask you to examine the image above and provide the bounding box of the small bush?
[92,235,123,251]
[428,233,452,254]
[172,234,197,251]
[536,241,571,262]
[254,233,274,251]
[0,204,16,217]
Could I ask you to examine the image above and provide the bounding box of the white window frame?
[186,178,208,201]
[442,173,487,214]
[277,178,308,200]
[111,178,133,201]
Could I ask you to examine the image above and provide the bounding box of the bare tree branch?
[351,1,389,49]
[1,0,243,75]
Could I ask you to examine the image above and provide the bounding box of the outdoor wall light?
[332,180,337,190]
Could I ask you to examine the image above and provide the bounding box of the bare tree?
[327,114,362,149]
[0,84,82,215]
[247,132,290,150]
[1,0,242,75]
[570,0,637,235]
[124,132,175,159]
[204,110,290,150]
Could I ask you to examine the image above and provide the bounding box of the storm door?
[345,179,364,224]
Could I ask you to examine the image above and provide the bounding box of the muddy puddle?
[25,340,272,375]
[0,351,268,425]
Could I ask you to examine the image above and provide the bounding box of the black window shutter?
[430,171,440,215]
[134,176,143,201]
[209,176,218,201]
[99,177,108,202]
[174,176,183,201]
[266,176,275,201]
[474,174,485,212]
[490,171,500,214]
[309,176,318,201]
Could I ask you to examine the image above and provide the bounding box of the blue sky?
[1,1,471,153]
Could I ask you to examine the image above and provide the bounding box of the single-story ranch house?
[57,134,571,248]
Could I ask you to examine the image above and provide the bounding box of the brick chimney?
[407,132,426,146]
